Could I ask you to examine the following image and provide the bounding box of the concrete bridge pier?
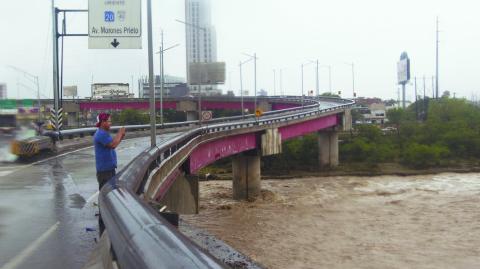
[232,150,261,200]
[186,111,198,121]
[156,170,199,215]
[177,100,199,122]
[318,129,339,168]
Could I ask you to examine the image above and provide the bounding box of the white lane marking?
[0,170,14,177]
[86,191,99,205]
[1,222,60,269]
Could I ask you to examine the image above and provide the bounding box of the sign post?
[201,111,213,122]
[397,52,411,109]
[88,0,142,49]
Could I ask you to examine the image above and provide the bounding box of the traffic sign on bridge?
[88,0,142,49]
[201,111,212,122]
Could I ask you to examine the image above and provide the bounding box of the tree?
[320,92,341,98]
[113,109,149,125]
[441,90,451,99]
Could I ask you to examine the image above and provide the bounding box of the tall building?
[185,0,220,95]
[0,84,6,99]
[139,75,189,99]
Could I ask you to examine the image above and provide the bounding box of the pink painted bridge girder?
[79,101,177,111]
[189,133,257,174]
[279,114,339,141]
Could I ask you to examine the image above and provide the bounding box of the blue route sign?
[104,11,115,22]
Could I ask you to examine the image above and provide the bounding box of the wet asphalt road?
[0,132,182,269]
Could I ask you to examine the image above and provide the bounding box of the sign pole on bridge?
[51,0,60,130]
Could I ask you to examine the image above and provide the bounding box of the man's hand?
[120,127,126,139]
[108,127,126,149]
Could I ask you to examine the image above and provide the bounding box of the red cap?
[96,113,110,127]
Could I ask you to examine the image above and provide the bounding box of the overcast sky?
[1,0,479,101]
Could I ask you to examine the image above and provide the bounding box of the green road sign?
[21,99,34,107]
[0,100,16,109]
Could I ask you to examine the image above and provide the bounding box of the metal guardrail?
[99,97,354,268]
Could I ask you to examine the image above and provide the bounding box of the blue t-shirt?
[94,129,117,172]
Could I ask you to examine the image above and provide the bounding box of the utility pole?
[147,0,156,147]
[414,77,418,120]
[423,75,426,120]
[435,17,440,99]
[432,76,435,98]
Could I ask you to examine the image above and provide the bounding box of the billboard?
[63,86,78,97]
[397,57,411,85]
[92,83,131,99]
[188,62,226,85]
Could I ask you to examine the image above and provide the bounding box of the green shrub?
[401,143,449,168]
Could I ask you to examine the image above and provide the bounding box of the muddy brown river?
[183,173,480,269]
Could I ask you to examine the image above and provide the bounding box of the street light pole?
[160,31,164,125]
[156,31,180,126]
[301,61,315,107]
[301,63,304,107]
[7,65,42,121]
[280,69,283,96]
[239,61,244,117]
[273,69,276,96]
[322,65,332,94]
[176,19,207,122]
[351,63,355,98]
[254,53,257,112]
[344,62,355,98]
[243,53,258,112]
[315,60,319,97]
[239,57,254,117]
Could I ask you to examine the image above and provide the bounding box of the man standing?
[94,113,125,234]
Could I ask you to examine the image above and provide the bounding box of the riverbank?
[202,160,480,181]
[263,161,480,178]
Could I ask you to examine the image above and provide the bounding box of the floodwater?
[183,174,480,269]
